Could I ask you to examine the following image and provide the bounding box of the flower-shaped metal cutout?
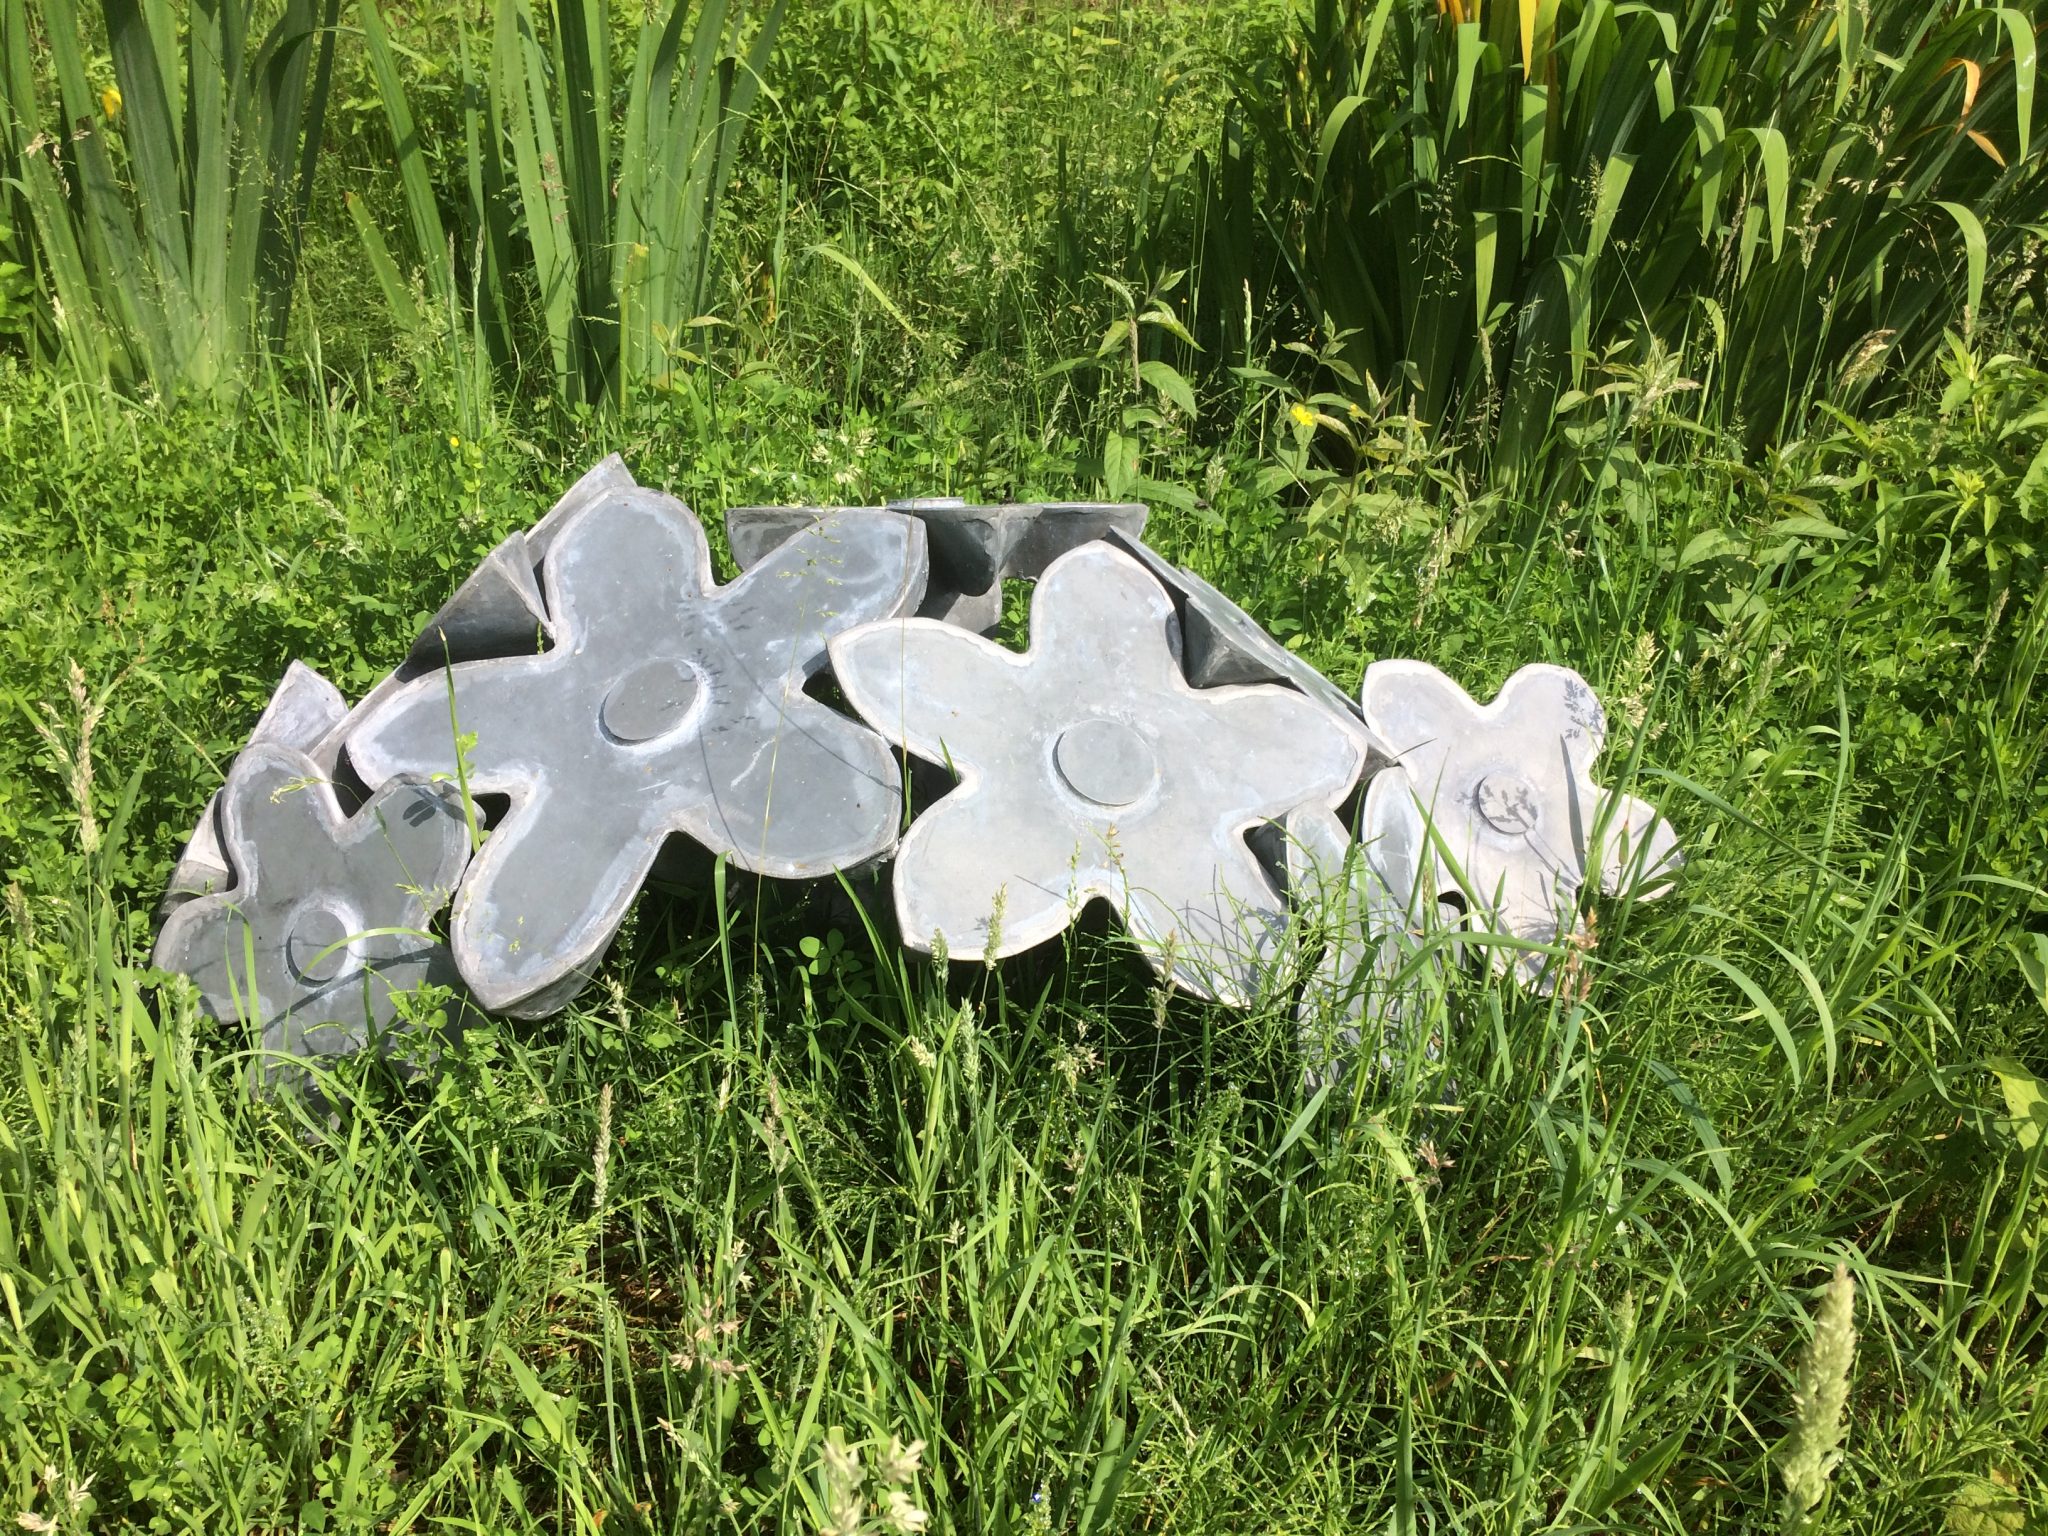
[830,543,1365,1004]
[348,486,927,1016]
[153,743,471,1066]
[1361,660,1682,985]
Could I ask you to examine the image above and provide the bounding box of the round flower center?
[1055,718,1159,808]
[602,658,700,743]
[288,903,356,983]
[1474,772,1540,835]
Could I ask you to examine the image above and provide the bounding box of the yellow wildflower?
[448,434,461,448]
[100,86,122,120]
[1289,402,1316,429]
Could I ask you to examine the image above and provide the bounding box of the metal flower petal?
[153,743,471,1070]
[161,660,351,921]
[729,497,1148,632]
[1360,660,1683,985]
[830,542,1365,1004]
[347,483,927,1015]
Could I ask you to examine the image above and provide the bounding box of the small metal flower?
[830,543,1365,1003]
[1360,660,1682,984]
[347,485,927,1015]
[153,743,471,1066]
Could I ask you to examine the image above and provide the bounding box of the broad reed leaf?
[357,0,781,407]
[1176,0,2048,482]
[3,0,337,391]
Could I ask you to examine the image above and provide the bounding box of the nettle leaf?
[1137,359,1197,420]
[1987,1057,2047,1152]
[1770,515,1851,540]
[1678,527,1744,568]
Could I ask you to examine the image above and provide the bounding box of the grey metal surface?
[527,453,638,567]
[348,486,928,1016]
[830,542,1365,1005]
[153,743,471,1070]
[1100,528,1390,767]
[402,531,550,673]
[157,456,1689,1042]
[729,499,1147,634]
[1360,660,1683,987]
[161,661,351,917]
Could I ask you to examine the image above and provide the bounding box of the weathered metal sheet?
[402,531,550,673]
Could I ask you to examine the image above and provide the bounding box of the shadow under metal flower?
[1360,660,1683,985]
[153,743,471,1068]
[348,486,927,1016]
[829,543,1365,1004]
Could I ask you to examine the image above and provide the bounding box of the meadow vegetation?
[1,0,2046,1530]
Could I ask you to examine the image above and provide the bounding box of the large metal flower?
[348,486,927,1015]
[1360,660,1682,984]
[163,463,635,927]
[829,543,1365,1003]
[153,743,471,1067]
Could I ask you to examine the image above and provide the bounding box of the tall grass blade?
[1176,0,2048,483]
[356,0,780,407]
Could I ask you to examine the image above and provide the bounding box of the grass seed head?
[1779,1262,1858,1530]
[591,1082,613,1217]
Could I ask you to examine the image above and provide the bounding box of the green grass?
[0,0,2045,1530]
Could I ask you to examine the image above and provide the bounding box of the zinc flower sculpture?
[347,485,927,1016]
[1358,660,1683,986]
[161,459,636,926]
[153,453,1689,1083]
[153,743,471,1067]
[160,660,351,919]
[828,542,1366,1003]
